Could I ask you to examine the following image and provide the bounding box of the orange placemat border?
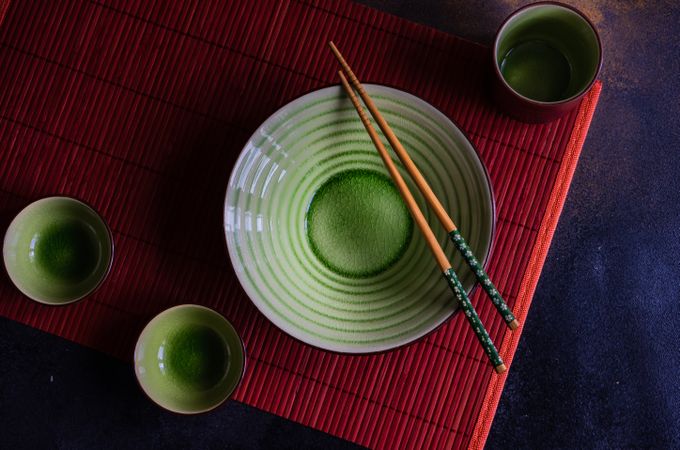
[469,82,602,450]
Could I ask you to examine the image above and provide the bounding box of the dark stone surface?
[355,1,680,448]
[0,316,365,450]
[2,1,679,449]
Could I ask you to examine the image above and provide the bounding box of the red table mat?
[0,1,600,448]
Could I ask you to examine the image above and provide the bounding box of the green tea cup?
[492,2,602,122]
[134,305,246,414]
[3,196,114,305]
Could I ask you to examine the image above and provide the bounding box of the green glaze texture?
[163,324,229,390]
[134,305,245,414]
[225,84,495,353]
[495,3,600,102]
[3,197,113,305]
[306,169,413,278]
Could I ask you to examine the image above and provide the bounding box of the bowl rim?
[2,195,115,306]
[223,83,498,356]
[133,304,247,415]
[492,1,603,106]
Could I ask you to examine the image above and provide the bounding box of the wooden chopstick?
[337,70,506,374]
[329,41,519,331]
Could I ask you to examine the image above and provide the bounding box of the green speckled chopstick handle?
[450,229,518,330]
[444,268,505,372]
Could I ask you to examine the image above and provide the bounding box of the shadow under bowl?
[134,304,246,414]
[2,196,114,305]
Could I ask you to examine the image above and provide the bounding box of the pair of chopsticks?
[329,42,518,373]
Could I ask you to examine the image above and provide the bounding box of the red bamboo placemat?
[0,1,600,448]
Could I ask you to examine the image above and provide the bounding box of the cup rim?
[2,195,115,306]
[492,1,603,106]
[133,304,247,415]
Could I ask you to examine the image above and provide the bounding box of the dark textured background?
[2,1,679,448]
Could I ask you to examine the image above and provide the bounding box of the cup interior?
[2,197,113,305]
[495,3,601,103]
[134,305,245,414]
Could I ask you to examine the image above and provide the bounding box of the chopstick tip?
[494,363,507,374]
[509,319,519,330]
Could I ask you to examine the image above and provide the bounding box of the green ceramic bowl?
[3,197,114,305]
[134,305,245,414]
[225,85,495,353]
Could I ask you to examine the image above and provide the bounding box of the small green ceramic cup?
[3,197,114,305]
[134,305,246,414]
[492,2,602,122]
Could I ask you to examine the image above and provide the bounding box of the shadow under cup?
[492,2,602,122]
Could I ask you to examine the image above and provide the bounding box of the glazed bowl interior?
[3,196,113,305]
[134,305,245,414]
[225,84,495,353]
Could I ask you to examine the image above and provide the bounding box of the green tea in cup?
[492,2,602,122]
